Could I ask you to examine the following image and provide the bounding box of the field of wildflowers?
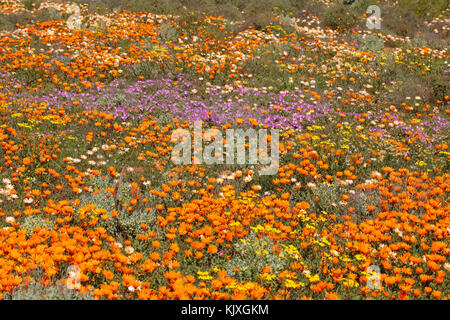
[0,0,448,300]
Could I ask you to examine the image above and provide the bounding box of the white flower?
[371,171,382,179]
[227,173,236,180]
[125,246,134,254]
[128,286,135,292]
[23,197,34,204]
[5,217,16,224]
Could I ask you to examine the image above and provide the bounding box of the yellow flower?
[285,279,304,288]
[309,274,320,283]
[342,278,359,288]
[260,273,276,281]
[355,254,366,261]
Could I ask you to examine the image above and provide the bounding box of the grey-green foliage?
[22,0,42,11]
[311,180,382,221]
[4,281,95,300]
[360,34,385,52]
[21,215,55,236]
[77,175,158,240]
[322,4,358,30]
[115,209,158,240]
[78,175,117,212]
[278,13,294,27]
[156,22,179,42]
[348,0,376,12]
[124,59,162,79]
[123,0,183,14]
[310,182,343,213]
[225,231,288,280]
[153,108,175,126]
[98,93,127,108]
[407,37,428,49]
[350,187,382,221]
[35,7,62,22]
[3,267,95,300]
[0,14,14,31]
[338,0,357,5]
[76,175,119,238]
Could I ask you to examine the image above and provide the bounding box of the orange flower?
[152,241,160,249]
[211,280,223,290]
[262,266,271,273]
[326,292,340,300]
[207,244,218,254]
[150,252,160,261]
[195,252,204,259]
[432,291,442,299]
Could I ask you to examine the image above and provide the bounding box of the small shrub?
[225,231,288,280]
[310,182,344,215]
[398,0,448,19]
[213,3,242,21]
[122,0,183,14]
[0,14,15,30]
[389,76,434,105]
[22,0,43,11]
[21,215,55,236]
[3,267,95,300]
[100,0,122,11]
[382,5,420,37]
[242,0,293,30]
[360,34,385,52]
[156,22,180,42]
[322,4,358,30]
[428,73,450,103]
[0,12,34,30]
[4,280,95,300]
[34,7,63,22]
